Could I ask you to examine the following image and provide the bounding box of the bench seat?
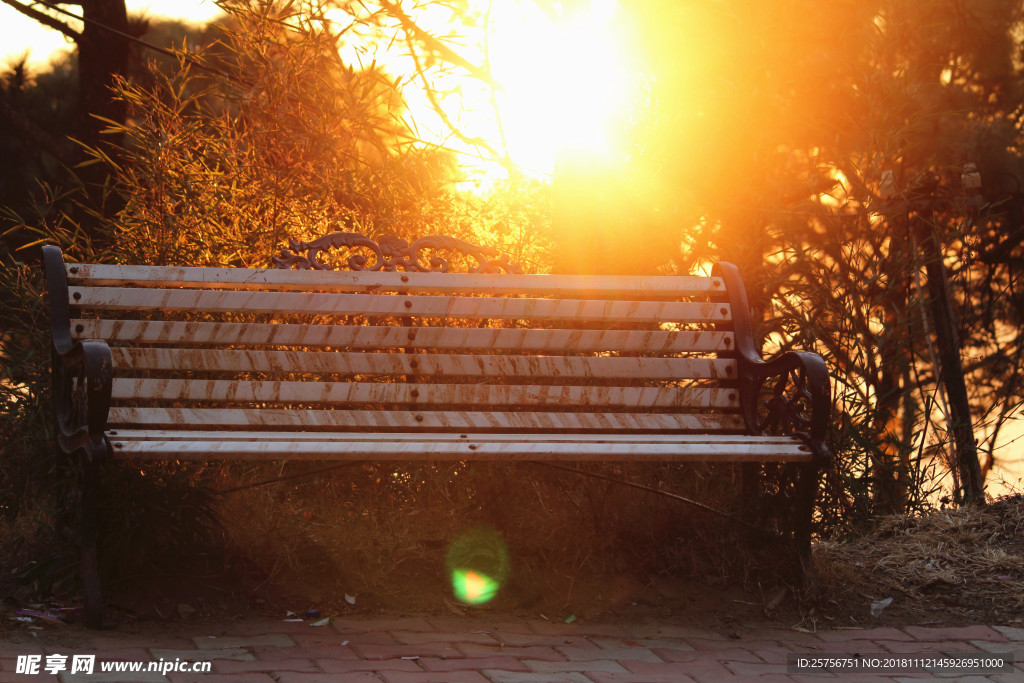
[106,431,814,461]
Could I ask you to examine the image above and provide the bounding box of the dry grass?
[814,495,1024,619]
[211,461,769,615]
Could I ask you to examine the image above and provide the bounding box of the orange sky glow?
[335,0,641,183]
[1,0,641,185]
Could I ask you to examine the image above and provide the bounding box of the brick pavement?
[0,617,1021,682]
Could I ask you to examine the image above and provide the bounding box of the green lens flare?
[446,527,509,605]
[451,569,499,604]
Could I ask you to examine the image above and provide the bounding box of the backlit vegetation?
[3,0,1024,609]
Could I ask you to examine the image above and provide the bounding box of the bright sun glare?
[487,0,634,175]
[340,0,637,181]
[2,0,636,183]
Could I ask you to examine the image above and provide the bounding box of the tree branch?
[0,0,81,41]
[401,29,507,166]
[380,0,493,85]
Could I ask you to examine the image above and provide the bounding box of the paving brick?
[327,632,399,647]
[419,656,528,672]
[645,647,701,663]
[336,617,434,634]
[694,638,791,654]
[1,652,93,675]
[276,673,383,683]
[625,657,731,683]
[683,636,751,651]
[904,625,1007,642]
[316,658,422,674]
[291,630,385,647]
[994,625,1024,641]
[722,659,792,676]
[192,634,295,650]
[877,639,983,654]
[623,623,730,641]
[586,672,697,683]
[0,644,46,657]
[59,671,168,683]
[13,614,1019,683]
[807,639,891,655]
[522,658,629,674]
[815,627,914,642]
[526,621,629,638]
[993,674,1024,683]
[616,637,695,652]
[76,647,151,662]
[455,643,566,662]
[481,671,592,683]
[652,646,761,663]
[91,636,195,651]
[555,645,662,663]
[379,672,491,683]
[749,628,832,644]
[168,674,275,683]
[589,637,639,650]
[750,645,803,665]
[212,658,318,674]
[251,644,359,660]
[0,675,60,683]
[969,639,1019,654]
[150,647,254,662]
[389,630,501,646]
[490,633,598,649]
[209,620,312,636]
[423,617,533,635]
[558,623,632,639]
[350,642,461,660]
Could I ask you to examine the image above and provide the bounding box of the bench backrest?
[58,250,749,437]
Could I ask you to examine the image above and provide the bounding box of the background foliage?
[2,0,1024,608]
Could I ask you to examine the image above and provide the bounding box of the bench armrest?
[741,350,831,463]
[52,341,113,460]
[712,262,832,466]
[44,245,112,461]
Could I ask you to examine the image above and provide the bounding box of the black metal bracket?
[43,245,113,464]
[272,231,524,273]
[712,262,832,467]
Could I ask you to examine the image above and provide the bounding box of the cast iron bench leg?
[794,462,818,589]
[81,458,103,628]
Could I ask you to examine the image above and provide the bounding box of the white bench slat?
[69,287,731,324]
[110,348,737,380]
[107,407,747,431]
[109,438,811,462]
[68,264,726,298]
[73,320,736,353]
[109,431,782,444]
[111,379,739,408]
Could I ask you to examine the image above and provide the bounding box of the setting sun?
[337,0,640,181]
[486,0,636,174]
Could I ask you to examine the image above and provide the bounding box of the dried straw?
[814,495,1024,612]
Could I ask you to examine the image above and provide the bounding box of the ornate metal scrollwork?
[753,365,814,437]
[272,231,524,274]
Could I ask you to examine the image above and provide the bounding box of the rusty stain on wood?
[57,254,824,468]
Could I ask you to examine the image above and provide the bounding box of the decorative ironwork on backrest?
[272,232,524,273]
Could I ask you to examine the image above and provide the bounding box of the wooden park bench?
[43,233,831,627]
